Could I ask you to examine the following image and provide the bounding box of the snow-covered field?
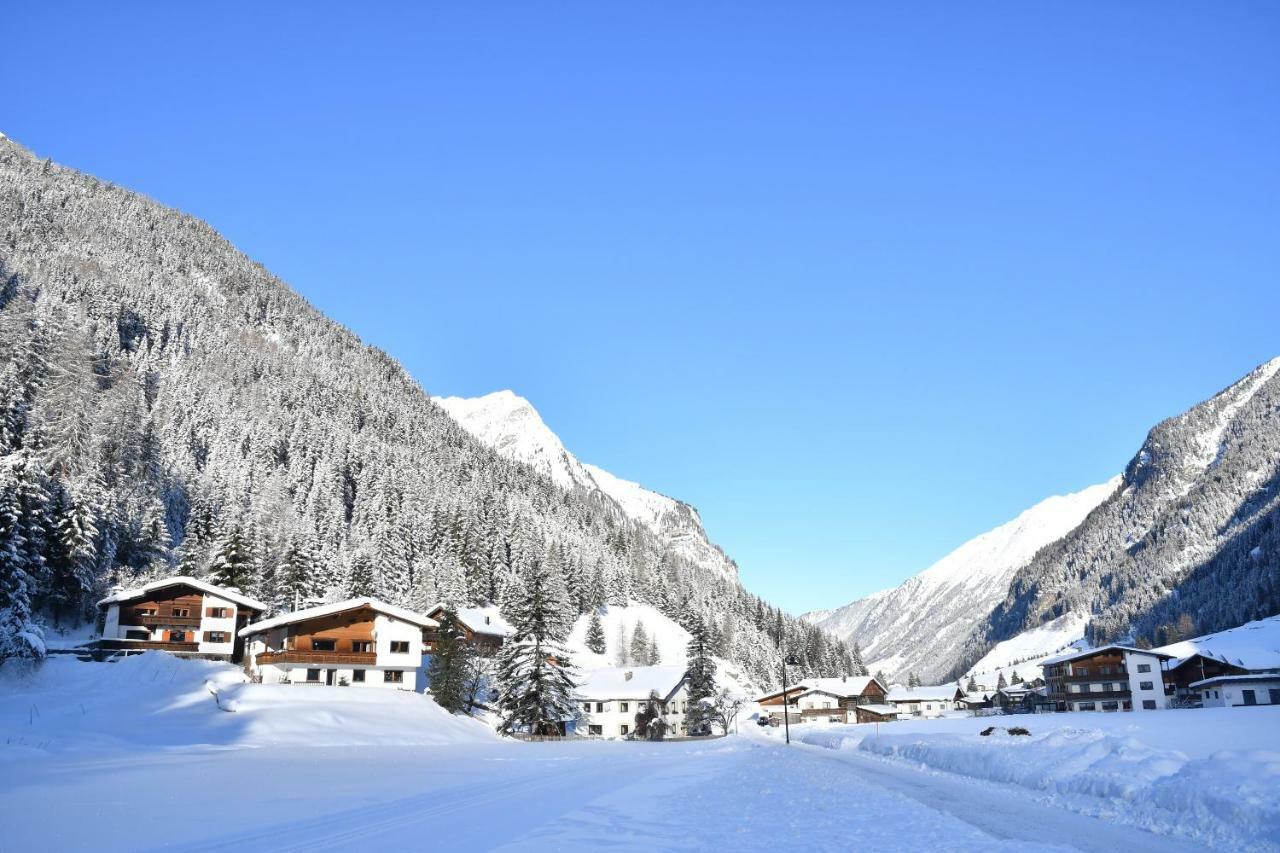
[2,654,1277,851]
[786,712,1280,851]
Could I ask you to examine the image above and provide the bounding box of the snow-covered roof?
[576,665,688,701]
[759,676,883,703]
[1156,616,1280,673]
[239,598,438,637]
[886,685,964,703]
[1189,673,1280,689]
[855,704,900,716]
[98,576,267,612]
[427,604,514,637]
[1039,645,1175,667]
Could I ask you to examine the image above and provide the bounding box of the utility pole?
[782,654,799,744]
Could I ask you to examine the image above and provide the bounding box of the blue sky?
[7,3,1279,613]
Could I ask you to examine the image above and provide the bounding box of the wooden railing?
[258,651,377,665]
[134,614,202,628]
[98,639,200,652]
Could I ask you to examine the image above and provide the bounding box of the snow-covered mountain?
[805,479,1120,683]
[435,391,739,582]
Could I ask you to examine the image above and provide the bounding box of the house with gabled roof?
[97,576,268,662]
[423,603,513,655]
[885,684,966,718]
[240,598,438,690]
[576,665,691,738]
[758,675,889,724]
[1040,645,1175,712]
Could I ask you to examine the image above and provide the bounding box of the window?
[1137,663,1151,673]
[172,608,190,618]
[1270,689,1280,705]
[1139,681,1154,691]
[583,703,592,713]
[619,702,629,713]
[1101,701,1119,711]
[620,724,629,736]
[595,702,605,713]
[170,630,186,642]
[384,670,404,683]
[307,669,321,682]
[206,631,227,643]
[351,641,373,653]
[352,669,365,683]
[390,641,410,654]
[1078,702,1096,711]
[588,725,602,736]
[207,607,230,618]
[138,608,157,617]
[312,639,337,652]
[1142,700,1157,710]
[1242,689,1257,706]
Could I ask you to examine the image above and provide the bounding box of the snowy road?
[2,733,1203,852]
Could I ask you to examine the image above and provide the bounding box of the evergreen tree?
[1010,670,1023,685]
[427,608,475,713]
[629,620,649,666]
[996,671,1008,690]
[614,622,629,667]
[875,669,887,685]
[0,454,45,665]
[908,671,921,688]
[633,689,667,741]
[494,558,580,735]
[684,619,717,735]
[584,610,607,655]
[966,675,978,693]
[851,642,867,677]
[646,635,661,666]
[345,552,376,598]
[208,525,254,590]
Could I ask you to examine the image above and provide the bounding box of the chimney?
[624,670,633,681]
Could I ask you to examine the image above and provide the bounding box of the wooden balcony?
[1062,672,1127,682]
[257,650,377,665]
[134,614,202,628]
[98,639,200,653]
[1048,688,1132,701]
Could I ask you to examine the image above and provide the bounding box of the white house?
[1040,645,1175,712]
[97,576,267,661]
[885,684,966,718]
[240,598,438,691]
[1191,674,1280,708]
[576,665,690,738]
[791,676,891,723]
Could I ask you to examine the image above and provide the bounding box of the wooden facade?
[97,579,265,662]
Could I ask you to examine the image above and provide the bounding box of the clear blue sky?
[7,3,1279,614]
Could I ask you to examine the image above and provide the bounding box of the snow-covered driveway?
[2,734,1202,852]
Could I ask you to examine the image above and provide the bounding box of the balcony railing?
[133,614,202,628]
[99,639,200,652]
[257,650,377,665]
[1062,672,1127,682]
[1048,689,1132,700]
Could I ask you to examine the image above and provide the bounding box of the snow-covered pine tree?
[345,552,376,598]
[584,610,607,655]
[0,453,45,665]
[427,607,474,713]
[633,689,667,741]
[614,622,629,667]
[996,671,1008,689]
[1011,670,1022,684]
[629,620,649,665]
[907,671,921,688]
[645,635,661,666]
[851,642,867,677]
[684,618,717,736]
[966,675,978,692]
[494,557,580,736]
[208,525,254,591]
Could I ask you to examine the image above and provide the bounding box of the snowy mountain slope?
[1154,614,1280,670]
[436,391,739,581]
[961,612,1088,689]
[808,479,1119,683]
[962,357,1280,673]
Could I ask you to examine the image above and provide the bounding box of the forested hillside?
[0,135,853,686]
[950,357,1280,678]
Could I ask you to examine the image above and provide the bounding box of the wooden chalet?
[1040,645,1175,712]
[96,576,267,662]
[423,604,513,655]
[759,676,889,724]
[241,598,438,690]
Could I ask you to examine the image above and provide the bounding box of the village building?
[1191,674,1280,708]
[885,684,966,718]
[755,684,806,724]
[1040,645,1174,712]
[96,576,267,661]
[792,676,891,724]
[423,604,513,655]
[240,598,437,690]
[576,665,690,738]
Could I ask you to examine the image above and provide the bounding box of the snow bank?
[0,652,496,757]
[789,711,1280,850]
